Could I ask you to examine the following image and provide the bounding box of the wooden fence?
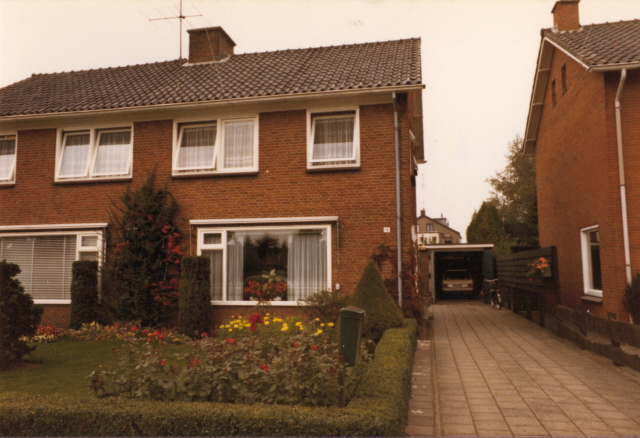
[556,305,640,372]
[495,246,559,327]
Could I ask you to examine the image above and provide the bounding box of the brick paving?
[406,301,640,437]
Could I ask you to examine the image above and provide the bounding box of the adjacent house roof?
[523,20,640,155]
[0,38,422,118]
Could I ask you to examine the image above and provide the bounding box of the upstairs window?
[174,117,257,174]
[58,128,132,180]
[308,110,359,169]
[0,134,16,183]
[581,225,602,297]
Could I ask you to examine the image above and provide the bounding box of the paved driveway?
[408,301,640,437]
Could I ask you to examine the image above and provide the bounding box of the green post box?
[338,306,365,367]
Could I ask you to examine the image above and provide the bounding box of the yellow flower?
[299,325,304,330]
[228,329,233,332]
[315,318,320,321]
[320,323,325,327]
[328,322,334,327]
[295,321,302,326]
[244,324,250,328]
[225,324,230,328]
[281,326,289,332]
[265,321,270,325]
[315,329,323,336]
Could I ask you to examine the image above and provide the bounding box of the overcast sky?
[2,0,640,240]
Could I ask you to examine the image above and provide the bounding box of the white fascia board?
[0,223,108,231]
[422,244,493,251]
[0,85,425,124]
[190,217,339,226]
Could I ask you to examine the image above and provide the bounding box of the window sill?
[54,177,132,185]
[581,295,603,304]
[34,299,71,305]
[0,182,15,188]
[211,300,300,306]
[306,165,360,173]
[172,170,259,179]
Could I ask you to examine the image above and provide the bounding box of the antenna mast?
[149,0,202,60]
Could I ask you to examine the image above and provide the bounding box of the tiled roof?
[544,19,640,69]
[0,38,421,117]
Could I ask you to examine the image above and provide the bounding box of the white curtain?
[226,233,244,300]
[0,138,15,180]
[288,230,327,301]
[312,116,355,161]
[202,249,223,300]
[0,235,77,300]
[177,125,216,169]
[59,133,90,177]
[93,130,131,175]
[223,120,254,168]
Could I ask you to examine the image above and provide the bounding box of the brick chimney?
[187,27,235,63]
[552,0,580,32]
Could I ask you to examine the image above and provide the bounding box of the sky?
[1,0,640,241]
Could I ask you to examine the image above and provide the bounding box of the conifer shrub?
[0,261,43,369]
[350,261,404,342]
[70,261,99,330]
[178,256,211,337]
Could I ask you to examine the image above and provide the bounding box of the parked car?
[442,269,474,296]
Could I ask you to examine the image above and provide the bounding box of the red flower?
[191,358,200,366]
[310,345,318,351]
[293,343,300,347]
[159,359,167,366]
[225,338,236,345]
[201,332,208,338]
[130,326,137,332]
[260,365,269,372]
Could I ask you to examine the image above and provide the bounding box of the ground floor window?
[0,231,103,301]
[198,225,330,303]
[580,225,602,297]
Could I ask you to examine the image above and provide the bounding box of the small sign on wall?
[383,227,391,233]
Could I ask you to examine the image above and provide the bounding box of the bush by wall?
[351,261,404,342]
[298,289,350,323]
[0,261,43,369]
[178,256,211,337]
[0,320,417,436]
[70,261,99,330]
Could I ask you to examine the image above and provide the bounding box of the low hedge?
[0,319,417,436]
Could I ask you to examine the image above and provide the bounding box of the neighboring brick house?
[416,209,462,246]
[523,0,640,320]
[0,27,424,328]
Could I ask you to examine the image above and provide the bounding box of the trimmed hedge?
[70,261,99,330]
[0,319,417,436]
[178,256,211,337]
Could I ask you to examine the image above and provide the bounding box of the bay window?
[57,128,132,180]
[198,226,330,303]
[174,117,257,174]
[0,231,103,302]
[0,134,16,183]
[308,109,359,169]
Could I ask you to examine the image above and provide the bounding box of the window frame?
[307,108,360,170]
[0,229,104,304]
[173,115,259,176]
[0,133,17,184]
[580,225,603,298]
[197,224,332,305]
[56,126,133,181]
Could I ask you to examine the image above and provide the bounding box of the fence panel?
[496,246,559,327]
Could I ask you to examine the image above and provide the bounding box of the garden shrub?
[0,261,43,369]
[0,319,417,436]
[350,261,404,342]
[625,272,640,324]
[70,261,99,330]
[178,256,211,337]
[299,289,350,323]
[106,171,183,326]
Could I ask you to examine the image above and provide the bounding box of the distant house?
[523,0,640,320]
[416,210,462,246]
[0,27,424,327]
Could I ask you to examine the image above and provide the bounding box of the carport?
[419,244,494,303]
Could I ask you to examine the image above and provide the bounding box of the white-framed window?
[0,230,103,302]
[0,134,16,183]
[174,117,258,174]
[57,127,132,180]
[581,225,602,297]
[197,225,330,304]
[308,109,359,169]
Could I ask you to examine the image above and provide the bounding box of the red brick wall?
[536,49,640,319]
[2,96,417,329]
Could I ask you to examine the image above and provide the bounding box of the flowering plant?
[527,257,552,279]
[243,270,288,301]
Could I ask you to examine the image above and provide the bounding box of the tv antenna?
[149,0,202,60]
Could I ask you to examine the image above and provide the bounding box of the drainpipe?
[392,92,403,309]
[615,69,632,284]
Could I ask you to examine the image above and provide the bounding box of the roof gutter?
[615,69,632,285]
[0,84,425,123]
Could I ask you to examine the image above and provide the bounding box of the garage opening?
[419,244,494,303]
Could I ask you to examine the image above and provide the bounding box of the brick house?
[0,27,424,328]
[523,0,640,320]
[416,209,462,246]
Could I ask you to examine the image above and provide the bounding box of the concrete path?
[406,301,640,437]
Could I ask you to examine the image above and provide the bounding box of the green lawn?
[0,341,191,398]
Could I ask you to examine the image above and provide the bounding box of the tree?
[466,201,515,257]
[486,135,538,247]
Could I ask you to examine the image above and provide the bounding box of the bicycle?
[483,279,502,309]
